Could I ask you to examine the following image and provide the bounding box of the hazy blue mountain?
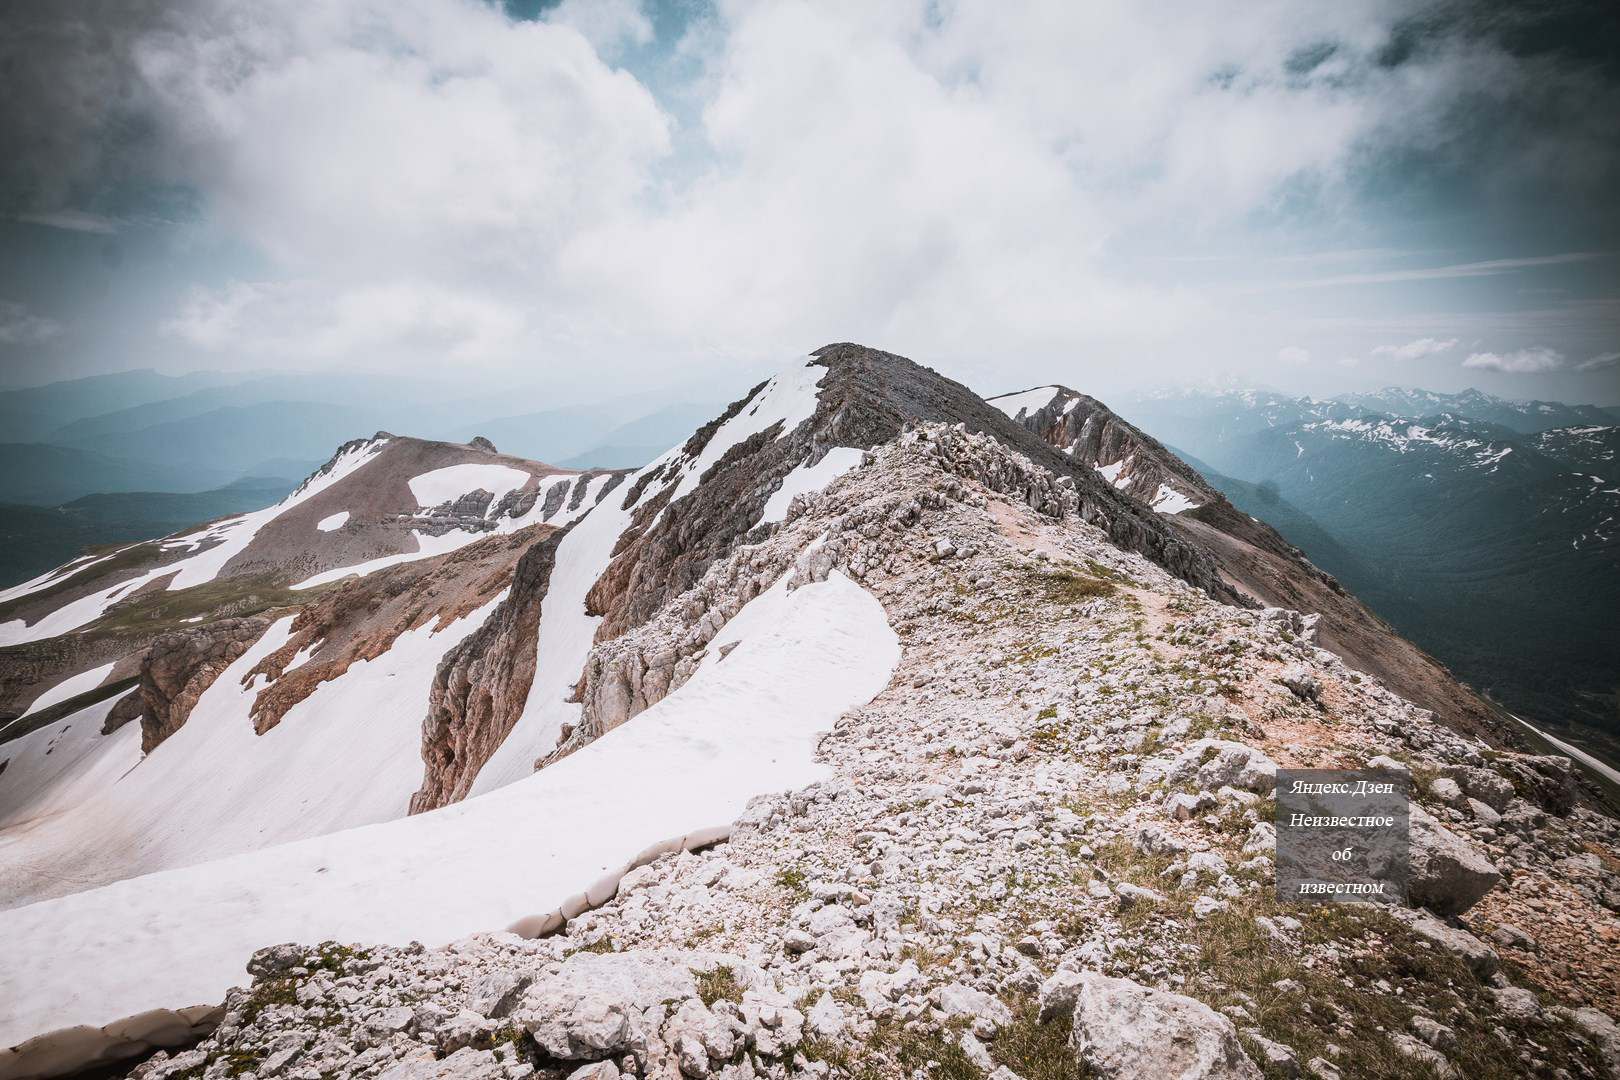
[53,401,385,480]
[445,400,722,467]
[0,477,297,587]
[0,442,215,505]
[551,403,724,469]
[0,369,264,444]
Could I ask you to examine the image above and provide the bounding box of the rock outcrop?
[138,616,272,753]
[1041,970,1262,1079]
[410,528,569,814]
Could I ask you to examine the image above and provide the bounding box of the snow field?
[0,570,898,1050]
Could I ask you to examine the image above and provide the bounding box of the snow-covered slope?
[0,357,877,913]
[0,566,897,1051]
[0,437,609,650]
[0,596,503,907]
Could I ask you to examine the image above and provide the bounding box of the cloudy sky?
[2,0,1618,405]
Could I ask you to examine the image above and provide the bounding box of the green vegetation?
[1028,568,1116,604]
[774,866,809,898]
[694,965,744,1007]
[991,996,1091,1079]
[1182,899,1602,1079]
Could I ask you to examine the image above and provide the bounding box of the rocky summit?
[1,346,1617,1080]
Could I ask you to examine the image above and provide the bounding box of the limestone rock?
[1052,971,1262,1079]
[1389,908,1499,979]
[139,616,272,753]
[1407,804,1500,916]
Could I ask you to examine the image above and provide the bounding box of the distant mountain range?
[0,369,722,587]
[1116,385,1619,746]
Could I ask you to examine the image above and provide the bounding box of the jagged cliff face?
[992,384,1514,747]
[993,385,1212,514]
[410,527,569,813]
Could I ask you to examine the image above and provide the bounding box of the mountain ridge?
[0,345,1615,1080]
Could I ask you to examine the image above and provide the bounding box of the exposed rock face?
[1002,383,1518,748]
[410,528,569,814]
[247,528,543,740]
[1391,907,1500,979]
[1041,970,1262,1079]
[1502,755,1577,816]
[101,688,144,736]
[139,616,273,754]
[1008,387,1209,514]
[1408,803,1502,916]
[584,345,1242,652]
[0,635,142,724]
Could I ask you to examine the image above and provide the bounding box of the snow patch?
[989,386,1063,421]
[0,570,898,1049]
[315,511,349,533]
[19,662,117,718]
[292,529,488,590]
[664,357,826,508]
[408,464,532,509]
[759,447,866,525]
[1095,460,1133,489]
[1149,485,1200,515]
[0,593,508,910]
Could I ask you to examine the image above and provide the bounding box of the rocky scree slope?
[990,386,1514,749]
[1115,388,1620,743]
[120,422,1620,1080]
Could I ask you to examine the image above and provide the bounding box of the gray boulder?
[1041,971,1261,1079]
[1279,666,1321,701]
[1408,804,1500,916]
[512,950,756,1061]
[1442,766,1515,812]
[1168,740,1277,795]
[1390,907,1499,979]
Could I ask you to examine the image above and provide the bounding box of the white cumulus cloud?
[1277,346,1311,366]
[1461,347,1565,374]
[1372,337,1459,361]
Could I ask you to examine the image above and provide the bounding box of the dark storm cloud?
[0,2,209,219]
